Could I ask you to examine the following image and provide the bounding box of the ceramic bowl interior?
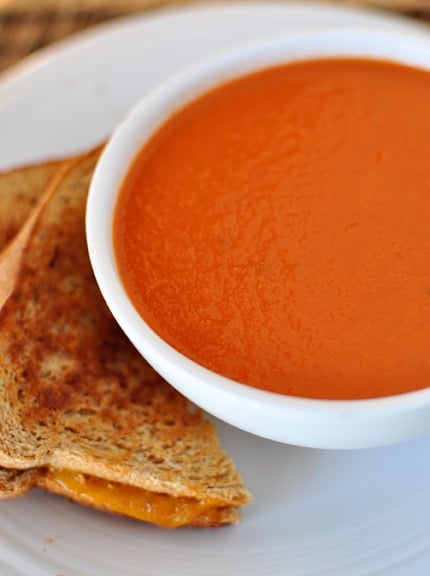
[87,28,430,449]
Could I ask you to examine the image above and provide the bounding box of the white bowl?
[86,28,430,450]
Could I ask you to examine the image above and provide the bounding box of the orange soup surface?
[114,58,430,400]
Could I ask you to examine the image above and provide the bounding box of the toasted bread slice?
[0,158,72,250]
[0,158,76,310]
[0,147,251,527]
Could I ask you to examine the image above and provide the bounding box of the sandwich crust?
[0,158,71,250]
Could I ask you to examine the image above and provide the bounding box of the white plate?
[1,2,430,575]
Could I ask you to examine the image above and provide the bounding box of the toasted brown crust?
[0,159,76,311]
[0,466,38,498]
[0,147,251,526]
[0,158,71,251]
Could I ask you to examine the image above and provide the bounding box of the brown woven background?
[0,0,429,74]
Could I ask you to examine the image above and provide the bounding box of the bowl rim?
[86,27,430,449]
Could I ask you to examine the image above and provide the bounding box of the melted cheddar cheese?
[41,468,227,528]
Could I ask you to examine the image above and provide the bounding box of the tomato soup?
[114,58,430,400]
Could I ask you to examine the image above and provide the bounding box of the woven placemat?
[1,0,429,9]
[0,7,131,72]
[0,0,429,74]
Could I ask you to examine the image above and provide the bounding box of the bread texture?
[0,158,72,250]
[0,147,251,527]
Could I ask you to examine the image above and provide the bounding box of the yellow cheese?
[41,468,226,528]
